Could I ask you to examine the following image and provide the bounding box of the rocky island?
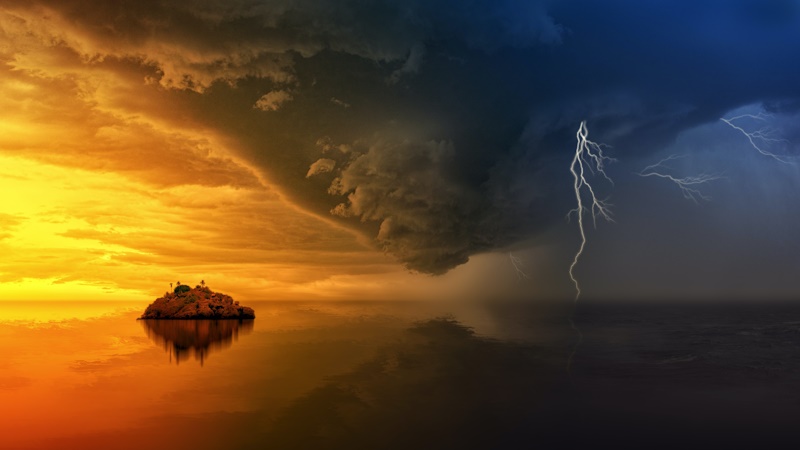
[139,283,255,320]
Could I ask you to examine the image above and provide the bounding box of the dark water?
[2,300,800,449]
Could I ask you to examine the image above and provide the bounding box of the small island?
[139,282,255,320]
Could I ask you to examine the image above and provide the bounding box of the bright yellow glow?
[0,119,29,134]
[0,152,395,301]
[0,298,142,323]
[0,11,431,303]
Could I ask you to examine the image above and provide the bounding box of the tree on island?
[174,284,191,294]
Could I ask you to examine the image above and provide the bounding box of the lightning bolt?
[720,112,793,164]
[508,253,530,280]
[565,121,614,374]
[638,155,722,203]
[567,120,614,300]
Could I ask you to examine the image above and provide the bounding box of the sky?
[1,0,800,301]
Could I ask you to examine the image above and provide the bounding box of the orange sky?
[0,5,388,301]
[0,4,547,302]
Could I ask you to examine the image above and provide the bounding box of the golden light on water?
[0,302,440,449]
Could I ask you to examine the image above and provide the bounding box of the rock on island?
[139,284,255,319]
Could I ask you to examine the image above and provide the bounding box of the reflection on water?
[0,301,428,450]
[5,301,800,449]
[141,319,254,365]
[263,317,553,450]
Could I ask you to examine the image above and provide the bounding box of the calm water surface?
[0,300,564,450]
[4,300,800,449]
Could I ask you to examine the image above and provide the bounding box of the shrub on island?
[174,285,191,294]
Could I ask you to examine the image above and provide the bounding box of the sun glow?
[0,6,488,303]
[0,155,163,300]
[0,149,394,301]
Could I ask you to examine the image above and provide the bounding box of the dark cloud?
[6,0,800,278]
[326,137,492,274]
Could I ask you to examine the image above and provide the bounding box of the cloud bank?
[4,0,800,279]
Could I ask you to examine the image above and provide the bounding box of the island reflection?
[141,319,254,365]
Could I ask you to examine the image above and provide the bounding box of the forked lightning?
[567,121,614,301]
[638,155,721,203]
[720,112,792,164]
[508,253,530,280]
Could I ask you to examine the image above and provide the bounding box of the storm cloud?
[5,0,800,277]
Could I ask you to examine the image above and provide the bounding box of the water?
[3,300,800,449]
[0,300,554,450]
